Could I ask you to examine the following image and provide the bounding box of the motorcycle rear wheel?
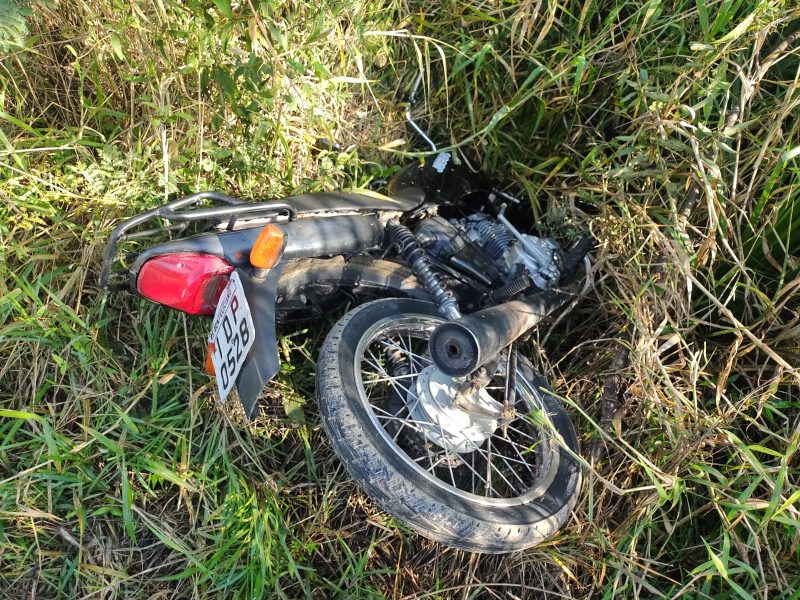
[316,298,581,553]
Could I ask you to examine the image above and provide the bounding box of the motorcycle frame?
[101,163,578,418]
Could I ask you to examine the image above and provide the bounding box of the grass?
[1,0,799,597]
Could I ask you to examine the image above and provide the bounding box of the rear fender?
[234,263,284,419]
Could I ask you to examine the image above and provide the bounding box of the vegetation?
[1,0,798,597]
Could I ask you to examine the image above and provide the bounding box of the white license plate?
[208,271,256,402]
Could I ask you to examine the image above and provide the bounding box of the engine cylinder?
[469,218,516,259]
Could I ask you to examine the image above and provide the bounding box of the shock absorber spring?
[484,274,532,305]
[386,219,461,320]
[383,346,411,423]
[384,346,411,377]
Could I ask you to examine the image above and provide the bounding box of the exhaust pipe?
[428,290,573,376]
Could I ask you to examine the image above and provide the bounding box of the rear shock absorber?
[383,345,411,421]
[386,219,461,320]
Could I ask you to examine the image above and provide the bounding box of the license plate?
[208,271,256,402]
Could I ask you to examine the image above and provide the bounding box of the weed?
[1,0,799,598]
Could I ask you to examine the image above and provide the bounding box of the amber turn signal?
[205,345,216,376]
[250,224,285,269]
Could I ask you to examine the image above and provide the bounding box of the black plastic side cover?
[234,263,285,419]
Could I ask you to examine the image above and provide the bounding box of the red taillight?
[136,253,234,316]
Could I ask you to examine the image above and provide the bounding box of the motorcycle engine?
[415,213,562,291]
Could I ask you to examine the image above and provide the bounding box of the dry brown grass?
[1,0,799,598]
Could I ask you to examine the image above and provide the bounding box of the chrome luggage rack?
[100,191,296,291]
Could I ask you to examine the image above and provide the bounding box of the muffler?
[428,289,573,376]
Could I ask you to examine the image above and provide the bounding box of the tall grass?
[1,0,799,597]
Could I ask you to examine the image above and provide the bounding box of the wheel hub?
[409,366,503,453]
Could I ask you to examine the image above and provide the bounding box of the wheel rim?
[353,312,560,508]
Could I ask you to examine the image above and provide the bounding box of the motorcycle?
[100,90,592,553]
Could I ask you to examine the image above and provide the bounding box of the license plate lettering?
[219,361,230,390]
[208,272,256,402]
[226,345,236,374]
[223,314,234,343]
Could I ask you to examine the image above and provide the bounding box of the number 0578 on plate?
[208,271,256,402]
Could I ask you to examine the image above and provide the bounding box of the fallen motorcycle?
[100,96,591,552]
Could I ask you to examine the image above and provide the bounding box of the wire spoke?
[364,349,419,405]
[502,434,538,479]
[433,416,458,488]
[504,422,542,444]
[363,349,391,379]
[493,452,528,489]
[374,402,447,473]
[487,437,522,495]
[453,451,489,488]
[372,406,438,429]
[486,441,536,469]
[464,436,524,495]
[354,315,549,503]
[363,372,419,385]
[485,437,493,497]
[419,428,442,474]
[378,339,432,368]
[428,453,450,470]
[406,331,421,373]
